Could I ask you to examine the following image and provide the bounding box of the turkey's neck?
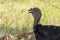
[33,18,40,27]
[32,13,41,27]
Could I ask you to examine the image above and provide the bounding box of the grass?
[0,0,60,40]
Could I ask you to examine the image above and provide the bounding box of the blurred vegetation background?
[0,0,60,40]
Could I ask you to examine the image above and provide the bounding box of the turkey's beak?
[28,8,33,13]
[28,10,32,13]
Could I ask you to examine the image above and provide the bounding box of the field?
[0,0,60,40]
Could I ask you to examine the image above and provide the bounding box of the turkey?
[28,7,60,40]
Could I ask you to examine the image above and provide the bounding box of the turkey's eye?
[35,9,37,11]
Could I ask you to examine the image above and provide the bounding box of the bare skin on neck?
[32,13,41,27]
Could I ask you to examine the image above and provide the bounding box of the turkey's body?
[34,24,60,40]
